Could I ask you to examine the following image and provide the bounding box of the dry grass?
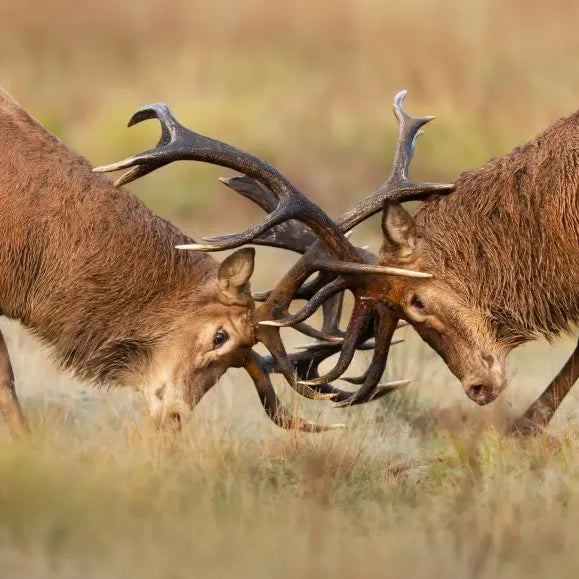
[2,318,579,578]
[2,396,579,579]
[3,1,579,577]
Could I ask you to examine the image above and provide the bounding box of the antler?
[94,90,452,410]
[244,352,345,432]
[207,176,317,254]
[94,102,425,280]
[337,90,454,232]
[251,91,453,404]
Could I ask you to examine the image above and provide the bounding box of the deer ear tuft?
[381,201,417,259]
[218,248,255,301]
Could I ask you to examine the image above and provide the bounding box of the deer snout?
[161,403,191,431]
[465,383,500,406]
[463,353,506,406]
[142,383,192,430]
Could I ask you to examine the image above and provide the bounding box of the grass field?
[3,0,579,576]
[3,348,579,579]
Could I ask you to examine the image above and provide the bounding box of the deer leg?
[510,339,579,436]
[0,329,30,438]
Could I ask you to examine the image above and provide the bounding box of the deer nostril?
[166,411,183,430]
[466,383,498,406]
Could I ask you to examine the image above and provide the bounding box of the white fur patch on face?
[140,365,191,427]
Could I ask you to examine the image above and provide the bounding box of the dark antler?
[337,90,454,233]
[94,90,451,410]
[93,102,425,280]
[252,91,452,404]
[206,176,317,254]
[244,352,345,432]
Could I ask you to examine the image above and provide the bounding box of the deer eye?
[213,329,229,349]
[411,295,425,310]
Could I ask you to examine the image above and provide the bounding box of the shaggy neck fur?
[416,109,579,347]
[0,87,219,385]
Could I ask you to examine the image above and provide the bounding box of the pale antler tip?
[258,320,285,327]
[325,423,347,431]
[175,243,207,251]
[394,89,408,104]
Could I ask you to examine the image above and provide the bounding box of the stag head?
[118,248,257,428]
[378,201,507,405]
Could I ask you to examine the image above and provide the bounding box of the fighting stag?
[0,85,448,438]
[370,105,579,433]
[95,91,452,417]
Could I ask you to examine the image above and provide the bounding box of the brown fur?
[0,86,252,393]
[378,108,579,406]
[417,110,579,347]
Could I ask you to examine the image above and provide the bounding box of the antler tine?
[94,103,358,260]
[297,300,371,387]
[245,352,345,432]
[259,277,348,328]
[291,323,345,343]
[321,289,345,337]
[93,104,183,187]
[203,177,317,254]
[389,89,437,188]
[252,273,328,302]
[342,337,404,384]
[334,307,406,407]
[261,340,377,403]
[258,327,339,400]
[337,90,454,233]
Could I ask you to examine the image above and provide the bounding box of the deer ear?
[381,201,417,258]
[218,248,255,300]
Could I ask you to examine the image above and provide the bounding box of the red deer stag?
[0,86,449,437]
[367,105,579,432]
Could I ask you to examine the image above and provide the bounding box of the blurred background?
[3,0,579,232]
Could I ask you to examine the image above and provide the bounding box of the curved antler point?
[394,89,408,105]
[258,320,285,327]
[175,243,208,251]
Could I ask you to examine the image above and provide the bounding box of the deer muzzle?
[462,354,506,406]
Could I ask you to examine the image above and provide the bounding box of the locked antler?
[94,90,452,423]
[234,92,453,405]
